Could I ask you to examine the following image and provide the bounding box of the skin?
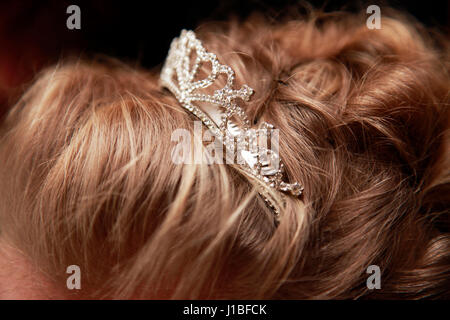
[0,240,69,299]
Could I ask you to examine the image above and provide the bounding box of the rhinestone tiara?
[160,30,303,222]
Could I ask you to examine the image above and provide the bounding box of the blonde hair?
[0,9,449,299]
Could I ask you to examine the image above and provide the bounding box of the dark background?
[0,0,448,117]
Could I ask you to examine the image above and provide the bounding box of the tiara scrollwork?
[160,30,303,223]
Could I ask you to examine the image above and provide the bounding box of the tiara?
[160,30,303,223]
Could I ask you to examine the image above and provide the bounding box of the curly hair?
[0,8,448,299]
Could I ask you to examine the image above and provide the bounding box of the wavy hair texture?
[0,8,449,299]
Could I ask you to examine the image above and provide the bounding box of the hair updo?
[0,8,448,299]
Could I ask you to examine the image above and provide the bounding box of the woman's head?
[0,9,449,299]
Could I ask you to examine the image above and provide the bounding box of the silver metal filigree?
[160,30,303,222]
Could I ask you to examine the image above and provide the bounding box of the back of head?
[0,9,449,299]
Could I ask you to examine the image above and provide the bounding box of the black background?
[3,0,448,68]
[0,0,447,118]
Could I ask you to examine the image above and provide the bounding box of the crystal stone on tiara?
[160,30,303,221]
